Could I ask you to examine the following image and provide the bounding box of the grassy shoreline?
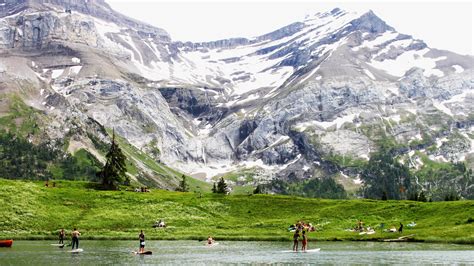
[1,179,473,244]
[7,235,474,245]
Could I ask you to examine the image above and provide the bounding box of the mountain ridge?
[0,0,472,197]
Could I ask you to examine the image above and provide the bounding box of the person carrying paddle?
[71,228,80,250]
[139,230,145,253]
[292,230,300,251]
[59,229,65,244]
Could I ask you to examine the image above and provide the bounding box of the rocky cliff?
[0,2,472,192]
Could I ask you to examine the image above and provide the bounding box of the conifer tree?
[217,177,228,194]
[178,174,189,192]
[97,130,128,190]
[212,182,217,193]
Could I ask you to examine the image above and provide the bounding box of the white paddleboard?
[69,248,83,253]
[206,242,219,247]
[50,244,65,246]
[281,248,320,253]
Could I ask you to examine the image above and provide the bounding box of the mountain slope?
[0,1,472,195]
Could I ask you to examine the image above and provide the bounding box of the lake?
[0,240,473,265]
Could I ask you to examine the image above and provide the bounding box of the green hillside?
[0,179,472,244]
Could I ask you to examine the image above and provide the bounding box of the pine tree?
[212,182,217,193]
[97,130,128,190]
[253,184,264,194]
[418,191,427,202]
[217,177,228,194]
[177,174,189,192]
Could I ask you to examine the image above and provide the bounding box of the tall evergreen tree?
[253,184,265,194]
[97,130,128,190]
[177,174,189,192]
[212,182,217,193]
[216,177,228,194]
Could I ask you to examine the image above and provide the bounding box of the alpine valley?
[0,0,473,199]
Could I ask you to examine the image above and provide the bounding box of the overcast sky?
[106,0,473,55]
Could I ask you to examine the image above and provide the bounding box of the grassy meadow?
[0,179,473,244]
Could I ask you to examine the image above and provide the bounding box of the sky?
[106,0,473,55]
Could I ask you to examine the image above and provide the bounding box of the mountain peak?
[0,0,170,41]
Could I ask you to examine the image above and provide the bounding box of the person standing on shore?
[59,229,65,244]
[139,230,145,253]
[71,228,80,250]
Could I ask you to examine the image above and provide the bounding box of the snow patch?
[295,112,359,130]
[433,100,453,116]
[51,69,64,79]
[369,48,445,77]
[363,69,376,80]
[352,31,399,51]
[71,57,81,64]
[452,65,464,73]
[69,66,82,75]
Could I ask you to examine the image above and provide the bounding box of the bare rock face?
[0,2,473,189]
[0,0,170,50]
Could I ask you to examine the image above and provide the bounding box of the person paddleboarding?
[59,229,65,245]
[139,230,145,253]
[292,230,300,252]
[301,230,308,252]
[71,228,80,250]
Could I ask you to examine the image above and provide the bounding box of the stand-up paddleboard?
[304,248,321,253]
[206,242,219,247]
[133,251,152,255]
[69,248,83,253]
[50,244,65,247]
[281,248,320,253]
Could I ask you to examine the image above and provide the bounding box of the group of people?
[58,228,81,249]
[354,220,404,233]
[152,219,166,228]
[290,221,314,252]
[134,187,150,193]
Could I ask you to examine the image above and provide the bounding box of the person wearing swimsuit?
[207,236,214,245]
[59,229,65,244]
[71,228,80,250]
[302,230,308,252]
[139,230,145,253]
[292,230,300,251]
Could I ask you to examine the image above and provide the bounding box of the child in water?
[207,236,214,245]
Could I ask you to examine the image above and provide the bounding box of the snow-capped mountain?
[0,0,472,190]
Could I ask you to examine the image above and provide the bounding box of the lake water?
[0,240,473,265]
